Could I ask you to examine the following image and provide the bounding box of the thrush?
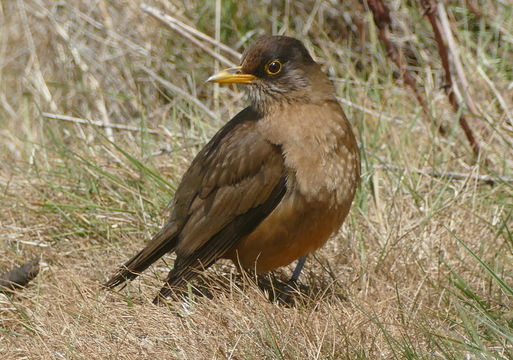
[105,35,360,303]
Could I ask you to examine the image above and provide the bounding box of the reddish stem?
[421,0,481,156]
[365,0,440,132]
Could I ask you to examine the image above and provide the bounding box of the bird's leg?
[273,256,308,305]
[289,256,307,284]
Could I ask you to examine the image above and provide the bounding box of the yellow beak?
[206,66,257,84]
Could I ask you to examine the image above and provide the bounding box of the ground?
[0,0,512,359]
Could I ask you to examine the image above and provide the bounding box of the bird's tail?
[104,222,179,289]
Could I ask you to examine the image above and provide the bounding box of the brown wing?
[154,107,286,298]
[105,107,286,292]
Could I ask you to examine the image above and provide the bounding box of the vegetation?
[0,0,511,358]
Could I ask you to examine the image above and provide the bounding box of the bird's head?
[208,36,332,114]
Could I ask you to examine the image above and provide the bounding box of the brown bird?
[105,36,360,303]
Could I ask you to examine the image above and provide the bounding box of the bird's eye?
[265,60,282,75]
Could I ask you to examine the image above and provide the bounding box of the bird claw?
[274,279,302,305]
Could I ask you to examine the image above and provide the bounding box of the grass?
[1,0,512,358]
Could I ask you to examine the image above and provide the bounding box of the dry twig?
[365,0,433,125]
[142,66,220,121]
[140,3,240,58]
[437,3,481,119]
[140,4,236,67]
[42,112,193,139]
[420,0,482,156]
[373,164,513,185]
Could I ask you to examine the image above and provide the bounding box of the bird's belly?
[225,192,349,273]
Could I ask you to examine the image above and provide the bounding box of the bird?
[105,35,360,303]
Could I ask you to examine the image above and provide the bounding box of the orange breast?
[225,101,360,273]
[225,192,351,273]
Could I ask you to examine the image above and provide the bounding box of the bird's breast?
[259,101,360,206]
[226,190,349,273]
[225,101,360,273]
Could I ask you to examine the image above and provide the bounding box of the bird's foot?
[258,275,308,306]
[274,278,302,305]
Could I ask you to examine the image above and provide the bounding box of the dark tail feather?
[104,222,179,289]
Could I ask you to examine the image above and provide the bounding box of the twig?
[476,66,513,124]
[141,66,220,121]
[465,0,483,19]
[365,0,434,126]
[140,4,236,67]
[420,0,481,157]
[140,3,240,59]
[77,12,149,56]
[337,97,405,126]
[373,164,513,185]
[41,112,193,139]
[17,0,58,112]
[437,3,487,134]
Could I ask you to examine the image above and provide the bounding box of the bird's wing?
[161,106,287,290]
[105,107,286,291]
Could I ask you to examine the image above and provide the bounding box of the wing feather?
[158,106,287,293]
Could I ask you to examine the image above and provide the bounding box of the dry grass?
[1,0,512,359]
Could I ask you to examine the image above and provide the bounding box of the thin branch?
[140,4,236,67]
[41,112,194,139]
[142,66,220,121]
[420,0,481,157]
[437,2,488,135]
[365,0,434,126]
[465,0,483,19]
[140,3,240,59]
[373,164,513,185]
[476,66,513,124]
[337,97,405,126]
